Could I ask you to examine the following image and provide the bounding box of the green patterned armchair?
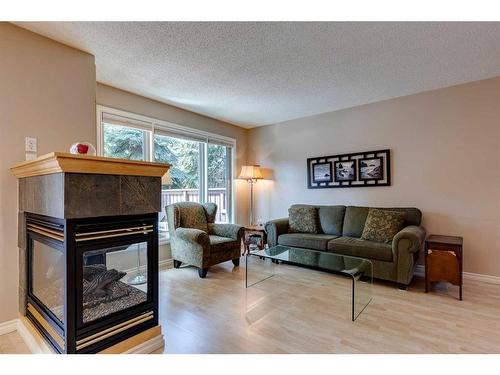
[166,202,244,278]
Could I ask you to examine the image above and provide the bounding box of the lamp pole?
[249,178,255,226]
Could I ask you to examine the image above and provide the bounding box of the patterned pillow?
[178,203,209,233]
[361,208,405,243]
[288,206,319,234]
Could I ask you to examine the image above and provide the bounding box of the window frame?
[96,105,237,236]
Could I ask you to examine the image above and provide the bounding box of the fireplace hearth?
[12,152,170,353]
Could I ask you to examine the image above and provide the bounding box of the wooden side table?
[425,235,463,300]
[242,225,266,255]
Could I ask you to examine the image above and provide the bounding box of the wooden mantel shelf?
[11,152,171,178]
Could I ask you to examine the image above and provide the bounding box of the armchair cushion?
[208,223,243,240]
[209,235,240,253]
[176,202,209,233]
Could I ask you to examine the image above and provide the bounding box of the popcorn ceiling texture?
[15,22,500,127]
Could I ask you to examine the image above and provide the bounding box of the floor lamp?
[238,165,263,226]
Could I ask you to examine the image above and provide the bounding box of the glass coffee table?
[246,245,373,321]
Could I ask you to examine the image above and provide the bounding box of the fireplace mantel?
[11,152,170,178]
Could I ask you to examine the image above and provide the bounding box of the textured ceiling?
[15,22,500,128]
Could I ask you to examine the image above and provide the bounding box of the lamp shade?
[161,170,173,185]
[238,165,263,180]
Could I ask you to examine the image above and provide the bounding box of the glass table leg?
[351,260,373,321]
[246,254,276,288]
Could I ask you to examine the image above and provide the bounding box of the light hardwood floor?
[2,258,499,354]
[0,331,30,354]
[158,258,500,354]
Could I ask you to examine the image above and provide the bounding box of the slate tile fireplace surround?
[11,152,170,354]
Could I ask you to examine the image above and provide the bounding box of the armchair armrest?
[175,227,210,248]
[392,225,426,285]
[265,218,289,247]
[172,227,211,268]
[208,223,244,241]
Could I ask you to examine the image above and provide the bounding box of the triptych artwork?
[307,149,391,189]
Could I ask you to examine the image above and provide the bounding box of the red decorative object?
[70,142,96,156]
[76,143,89,154]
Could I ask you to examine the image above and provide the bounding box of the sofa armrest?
[208,223,244,241]
[265,218,289,247]
[392,225,426,285]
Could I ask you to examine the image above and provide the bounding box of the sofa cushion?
[278,233,338,251]
[342,206,422,237]
[209,235,240,253]
[328,236,393,262]
[361,208,405,243]
[342,206,369,237]
[318,205,346,236]
[288,206,319,234]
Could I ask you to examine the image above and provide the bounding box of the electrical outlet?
[25,137,37,152]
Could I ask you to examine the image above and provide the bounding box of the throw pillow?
[288,206,319,234]
[361,208,405,243]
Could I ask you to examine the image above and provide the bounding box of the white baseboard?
[16,317,53,354]
[0,319,18,335]
[124,258,173,275]
[159,258,173,271]
[415,265,500,284]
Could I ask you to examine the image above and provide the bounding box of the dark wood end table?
[242,225,266,255]
[425,234,463,300]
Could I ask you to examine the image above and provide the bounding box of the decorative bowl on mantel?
[70,142,96,156]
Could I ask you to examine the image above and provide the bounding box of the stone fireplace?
[11,152,170,354]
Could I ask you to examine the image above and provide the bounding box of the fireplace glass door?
[81,241,150,324]
[30,238,65,325]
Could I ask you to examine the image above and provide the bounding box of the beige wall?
[96,83,250,231]
[0,24,249,323]
[0,23,96,322]
[248,77,500,277]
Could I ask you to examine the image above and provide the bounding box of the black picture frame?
[334,160,357,182]
[358,157,384,181]
[306,149,391,189]
[312,162,333,183]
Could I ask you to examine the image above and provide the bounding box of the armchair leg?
[198,267,208,278]
[398,283,408,291]
[173,260,182,269]
[232,258,240,267]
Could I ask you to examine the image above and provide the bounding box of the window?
[102,123,148,161]
[97,106,235,240]
[207,143,231,223]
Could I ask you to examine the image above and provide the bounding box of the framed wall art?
[307,149,391,189]
[312,161,333,183]
[359,157,384,180]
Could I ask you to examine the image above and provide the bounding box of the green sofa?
[265,205,426,288]
[166,202,244,278]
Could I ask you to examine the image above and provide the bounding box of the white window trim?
[96,105,237,228]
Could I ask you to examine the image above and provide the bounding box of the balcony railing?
[160,188,228,226]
